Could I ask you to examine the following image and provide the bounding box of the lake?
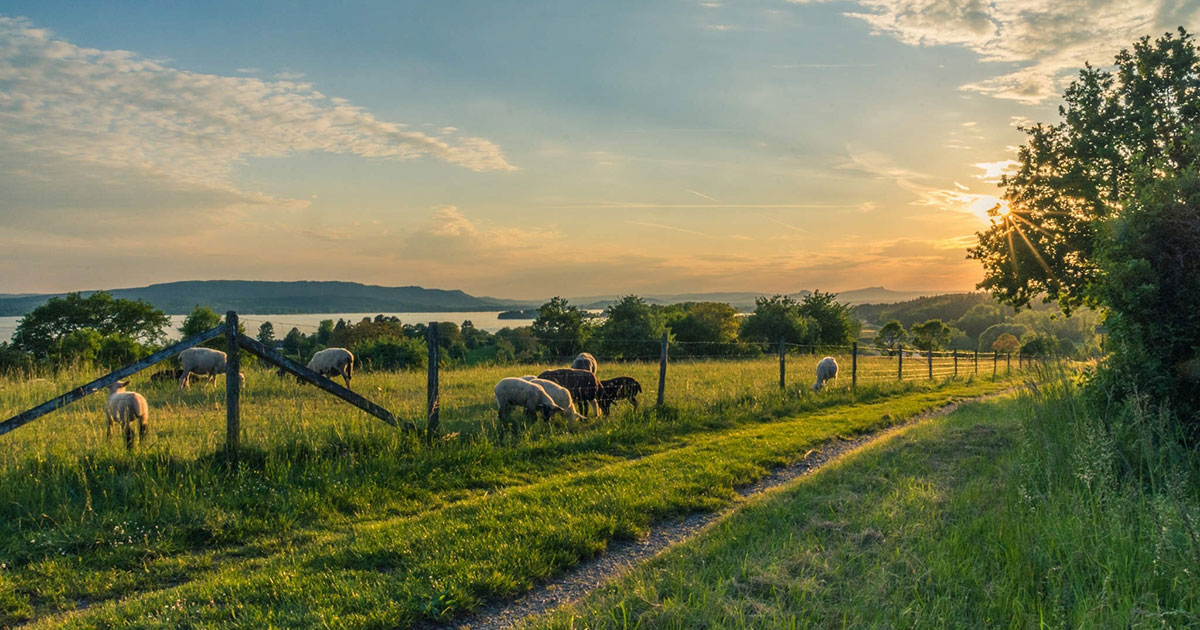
[0,311,537,344]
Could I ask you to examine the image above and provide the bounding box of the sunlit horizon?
[1,2,1194,298]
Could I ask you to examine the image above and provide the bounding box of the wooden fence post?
[427,322,440,439]
[225,311,240,456]
[778,338,786,391]
[1007,353,1012,374]
[927,348,933,380]
[953,349,958,377]
[974,349,979,374]
[898,344,904,381]
[993,351,998,378]
[851,342,858,388]
[657,332,668,406]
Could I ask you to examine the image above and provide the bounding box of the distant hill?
[0,281,530,316]
[852,293,997,328]
[571,287,943,311]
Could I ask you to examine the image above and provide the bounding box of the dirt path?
[450,391,1012,630]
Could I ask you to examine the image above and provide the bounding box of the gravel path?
[450,392,1008,630]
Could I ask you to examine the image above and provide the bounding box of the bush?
[352,337,426,371]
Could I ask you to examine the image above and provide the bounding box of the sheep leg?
[105,413,113,440]
[630,395,638,410]
[179,371,190,390]
[139,417,149,442]
[123,418,134,450]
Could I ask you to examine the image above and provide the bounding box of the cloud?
[791,0,1200,103]
[840,146,1002,220]
[974,159,1020,183]
[0,15,516,220]
[625,220,707,236]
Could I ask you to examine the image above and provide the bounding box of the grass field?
[527,377,1200,629]
[0,356,1028,627]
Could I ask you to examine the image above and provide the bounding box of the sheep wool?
[308,347,354,388]
[520,376,583,421]
[814,356,839,391]
[106,380,149,449]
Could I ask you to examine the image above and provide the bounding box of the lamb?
[537,368,603,416]
[571,352,598,374]
[307,347,354,388]
[178,348,244,389]
[598,376,643,415]
[149,368,183,385]
[494,377,565,429]
[814,356,838,391]
[521,376,584,421]
[106,380,149,449]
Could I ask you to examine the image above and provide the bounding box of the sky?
[0,0,1196,300]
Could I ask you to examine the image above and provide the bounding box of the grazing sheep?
[149,368,183,385]
[598,376,643,415]
[308,347,354,388]
[537,368,603,416]
[494,377,565,430]
[178,348,244,389]
[106,380,149,449]
[814,356,838,391]
[521,376,583,421]
[571,352,598,374]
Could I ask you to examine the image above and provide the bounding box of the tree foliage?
[872,320,908,355]
[911,319,952,351]
[797,290,859,347]
[739,295,812,345]
[12,292,169,357]
[532,297,591,358]
[598,295,666,359]
[969,28,1200,313]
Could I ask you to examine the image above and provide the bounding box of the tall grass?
[527,369,1200,629]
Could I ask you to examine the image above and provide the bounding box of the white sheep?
[814,356,839,391]
[521,375,583,421]
[178,348,244,389]
[308,347,354,388]
[106,380,148,449]
[494,377,564,430]
[571,352,598,374]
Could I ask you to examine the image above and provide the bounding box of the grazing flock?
[98,345,838,449]
[492,352,643,432]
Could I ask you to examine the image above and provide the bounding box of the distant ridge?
[0,280,533,317]
[0,281,952,317]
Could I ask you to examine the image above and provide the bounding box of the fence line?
[3,315,1044,451]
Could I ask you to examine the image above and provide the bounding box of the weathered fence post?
[1007,353,1012,374]
[974,349,979,374]
[427,322,440,439]
[927,348,933,380]
[657,332,668,406]
[778,338,786,391]
[225,311,240,456]
[898,344,904,381]
[851,342,858,388]
[993,351,998,378]
[953,349,958,377]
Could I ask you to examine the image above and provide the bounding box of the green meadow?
[0,357,1023,627]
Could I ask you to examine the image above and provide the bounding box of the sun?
[995,201,1012,218]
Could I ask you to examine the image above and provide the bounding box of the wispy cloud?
[625,220,707,236]
[685,189,720,202]
[840,146,1002,220]
[0,15,516,217]
[788,0,1199,103]
[770,63,877,68]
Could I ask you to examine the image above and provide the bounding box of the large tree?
[969,29,1200,313]
[597,295,666,359]
[968,28,1200,424]
[797,290,859,347]
[12,291,169,357]
[532,297,591,358]
[739,295,812,346]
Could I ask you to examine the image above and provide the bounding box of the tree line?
[0,290,863,373]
